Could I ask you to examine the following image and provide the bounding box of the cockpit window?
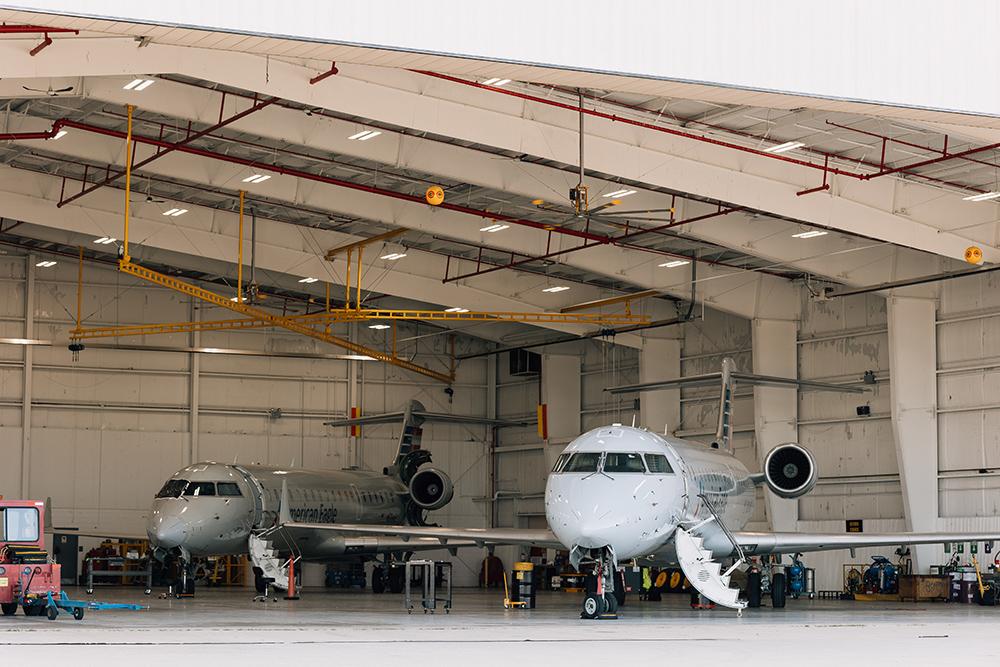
[552,453,571,473]
[644,454,674,474]
[183,482,216,497]
[603,453,646,473]
[217,482,242,497]
[562,452,602,473]
[155,479,188,498]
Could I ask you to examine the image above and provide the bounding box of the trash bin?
[512,562,536,609]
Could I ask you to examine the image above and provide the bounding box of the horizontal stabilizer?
[606,371,865,395]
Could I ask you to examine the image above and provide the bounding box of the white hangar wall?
[0,254,492,585]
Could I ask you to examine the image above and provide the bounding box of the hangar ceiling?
[1,20,999,354]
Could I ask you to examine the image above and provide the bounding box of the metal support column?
[20,253,34,497]
[189,297,201,465]
[752,318,799,532]
[887,296,939,572]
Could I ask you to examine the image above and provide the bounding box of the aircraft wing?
[280,522,564,550]
[734,530,1000,556]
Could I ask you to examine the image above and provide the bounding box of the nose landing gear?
[579,547,619,620]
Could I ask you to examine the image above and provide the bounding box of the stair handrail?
[696,493,746,564]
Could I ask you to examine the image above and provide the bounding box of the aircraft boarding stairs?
[248,533,289,591]
[675,494,748,612]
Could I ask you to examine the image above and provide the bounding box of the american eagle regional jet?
[272,359,1000,618]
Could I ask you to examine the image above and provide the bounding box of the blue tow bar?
[45,591,146,620]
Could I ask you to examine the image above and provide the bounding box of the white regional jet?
[279,359,1000,618]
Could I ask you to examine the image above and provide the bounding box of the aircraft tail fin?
[278,479,291,525]
[712,357,736,450]
[393,399,426,467]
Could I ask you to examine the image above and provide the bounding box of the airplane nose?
[148,517,187,549]
[574,522,616,549]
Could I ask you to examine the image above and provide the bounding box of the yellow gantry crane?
[68,104,651,384]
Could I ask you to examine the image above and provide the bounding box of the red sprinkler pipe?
[416,71,870,181]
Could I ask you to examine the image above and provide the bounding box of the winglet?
[713,357,736,450]
[279,479,291,525]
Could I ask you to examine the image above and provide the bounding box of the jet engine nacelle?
[763,443,817,499]
[408,467,454,510]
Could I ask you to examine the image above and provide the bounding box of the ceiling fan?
[21,84,74,97]
[130,178,166,204]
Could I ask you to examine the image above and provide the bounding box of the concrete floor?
[1,586,997,664]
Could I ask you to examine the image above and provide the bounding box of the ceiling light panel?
[445,307,469,313]
[369,324,391,330]
[123,78,155,91]
[242,174,271,184]
[659,260,690,268]
[348,130,382,141]
[34,260,57,267]
[162,208,188,217]
[603,189,637,198]
[479,224,510,232]
[963,191,1000,201]
[765,140,805,154]
[298,277,319,283]
[380,252,407,260]
[542,286,570,293]
[792,230,828,238]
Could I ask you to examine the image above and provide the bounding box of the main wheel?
[388,566,405,594]
[73,607,85,621]
[46,606,58,620]
[372,566,386,594]
[1,603,16,616]
[771,572,787,608]
[613,570,627,608]
[746,570,762,608]
[581,593,606,619]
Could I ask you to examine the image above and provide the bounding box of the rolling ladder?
[675,494,748,612]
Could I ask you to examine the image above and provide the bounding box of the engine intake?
[408,467,454,510]
[763,443,817,499]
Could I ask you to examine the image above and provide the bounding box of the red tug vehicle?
[1,499,143,620]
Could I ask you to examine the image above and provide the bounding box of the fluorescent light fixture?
[93,237,116,245]
[380,252,407,260]
[962,191,1000,202]
[765,140,805,154]
[298,277,319,284]
[602,189,636,198]
[34,260,57,268]
[542,286,570,293]
[659,260,690,268]
[123,78,155,91]
[53,130,68,140]
[479,224,510,232]
[242,174,271,184]
[482,78,511,86]
[162,208,188,217]
[792,230,828,239]
[348,130,382,141]
[229,296,240,302]
[369,324,391,330]
[342,354,376,361]
[445,307,469,313]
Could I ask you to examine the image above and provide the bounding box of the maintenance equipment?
[0,499,145,620]
[862,555,899,594]
[404,560,452,614]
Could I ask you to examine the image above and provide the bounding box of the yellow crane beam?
[113,260,455,383]
[70,305,649,342]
